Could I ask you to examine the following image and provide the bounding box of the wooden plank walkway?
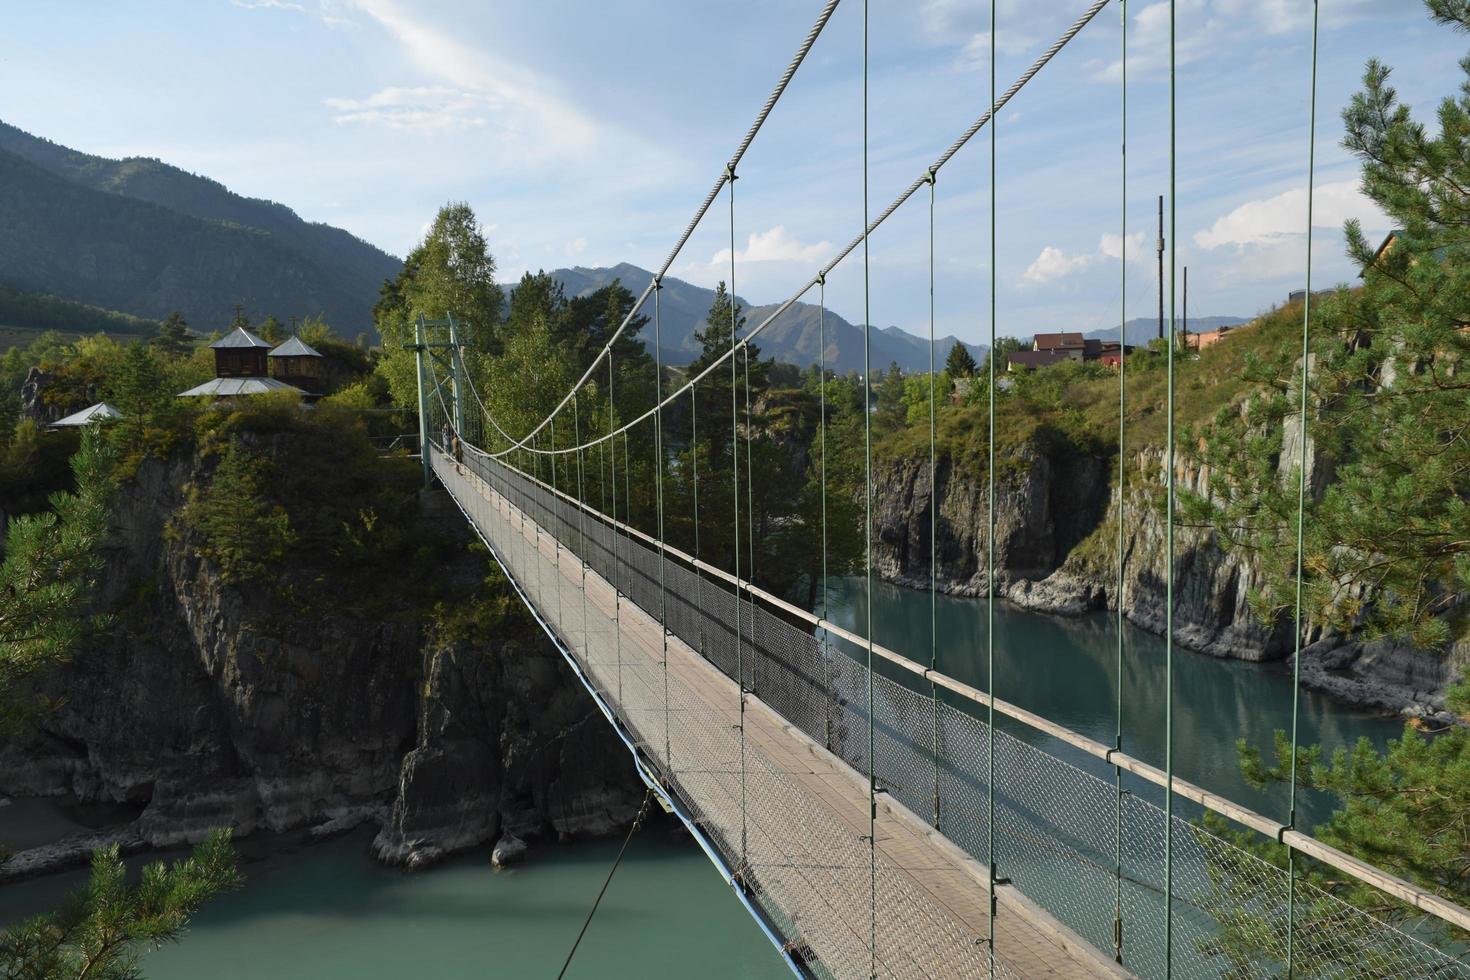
[437,453,1131,980]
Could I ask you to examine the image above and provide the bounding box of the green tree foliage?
[150,312,192,357]
[1182,1,1470,649]
[295,315,333,348]
[374,203,504,409]
[902,370,951,428]
[944,341,977,378]
[256,314,286,345]
[0,428,115,732]
[1186,7,1470,970]
[1194,678,1470,975]
[0,829,240,979]
[179,438,294,583]
[873,362,906,430]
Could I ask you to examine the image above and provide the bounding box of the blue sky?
[2,0,1465,344]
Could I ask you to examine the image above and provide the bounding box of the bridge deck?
[438,451,1128,979]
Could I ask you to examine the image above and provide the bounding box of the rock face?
[871,438,1460,717]
[0,445,643,871]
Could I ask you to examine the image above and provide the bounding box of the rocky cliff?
[871,437,1463,722]
[0,441,642,877]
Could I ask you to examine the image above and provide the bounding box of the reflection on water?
[821,576,1403,831]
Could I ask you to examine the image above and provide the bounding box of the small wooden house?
[268,336,324,392]
[211,327,272,378]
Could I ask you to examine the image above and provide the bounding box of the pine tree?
[1184,0,1470,649]
[944,340,978,378]
[181,440,294,582]
[151,312,192,357]
[1185,4,1470,969]
[0,429,116,732]
[0,830,240,977]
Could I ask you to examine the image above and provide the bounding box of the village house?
[177,326,307,398]
[1008,331,1133,371]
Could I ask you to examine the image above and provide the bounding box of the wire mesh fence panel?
[435,450,1470,980]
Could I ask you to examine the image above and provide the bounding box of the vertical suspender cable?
[609,353,622,706]
[1113,1,1129,964]
[692,385,705,657]
[744,346,757,695]
[654,277,672,771]
[623,431,632,593]
[927,169,941,830]
[551,416,562,624]
[1164,0,1178,971]
[727,165,748,871]
[819,274,833,751]
[575,396,590,660]
[986,0,998,970]
[1286,4,1320,975]
[861,1,878,973]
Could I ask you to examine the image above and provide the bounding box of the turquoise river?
[0,580,1405,978]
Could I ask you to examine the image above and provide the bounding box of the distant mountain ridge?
[1084,315,1248,343]
[0,121,401,335]
[548,263,987,374]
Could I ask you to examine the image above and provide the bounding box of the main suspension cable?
[491,0,1112,462]
[480,0,843,458]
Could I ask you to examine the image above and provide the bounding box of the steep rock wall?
[0,444,642,874]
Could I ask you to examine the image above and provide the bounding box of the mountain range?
[0,121,401,336]
[549,263,988,375]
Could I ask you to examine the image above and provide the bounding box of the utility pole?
[1156,195,1165,341]
[1182,266,1189,351]
[413,314,431,488]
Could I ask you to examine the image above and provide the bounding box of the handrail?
[454,444,1470,936]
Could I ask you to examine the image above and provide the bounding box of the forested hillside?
[0,122,400,336]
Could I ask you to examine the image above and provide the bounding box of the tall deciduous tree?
[374,203,504,409]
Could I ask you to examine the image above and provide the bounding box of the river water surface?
[1,581,1406,978]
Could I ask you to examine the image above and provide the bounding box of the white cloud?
[231,0,353,28]
[322,0,601,152]
[1193,179,1389,250]
[1023,245,1092,284]
[711,226,833,266]
[231,0,306,12]
[324,86,490,131]
[1216,0,1374,35]
[1100,231,1145,262]
[564,237,588,257]
[1021,232,1142,287]
[923,0,1053,71]
[1097,0,1378,80]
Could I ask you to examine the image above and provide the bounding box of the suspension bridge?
[406,0,1470,976]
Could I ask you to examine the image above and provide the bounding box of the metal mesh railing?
[437,448,1016,979]
[440,446,1470,979]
